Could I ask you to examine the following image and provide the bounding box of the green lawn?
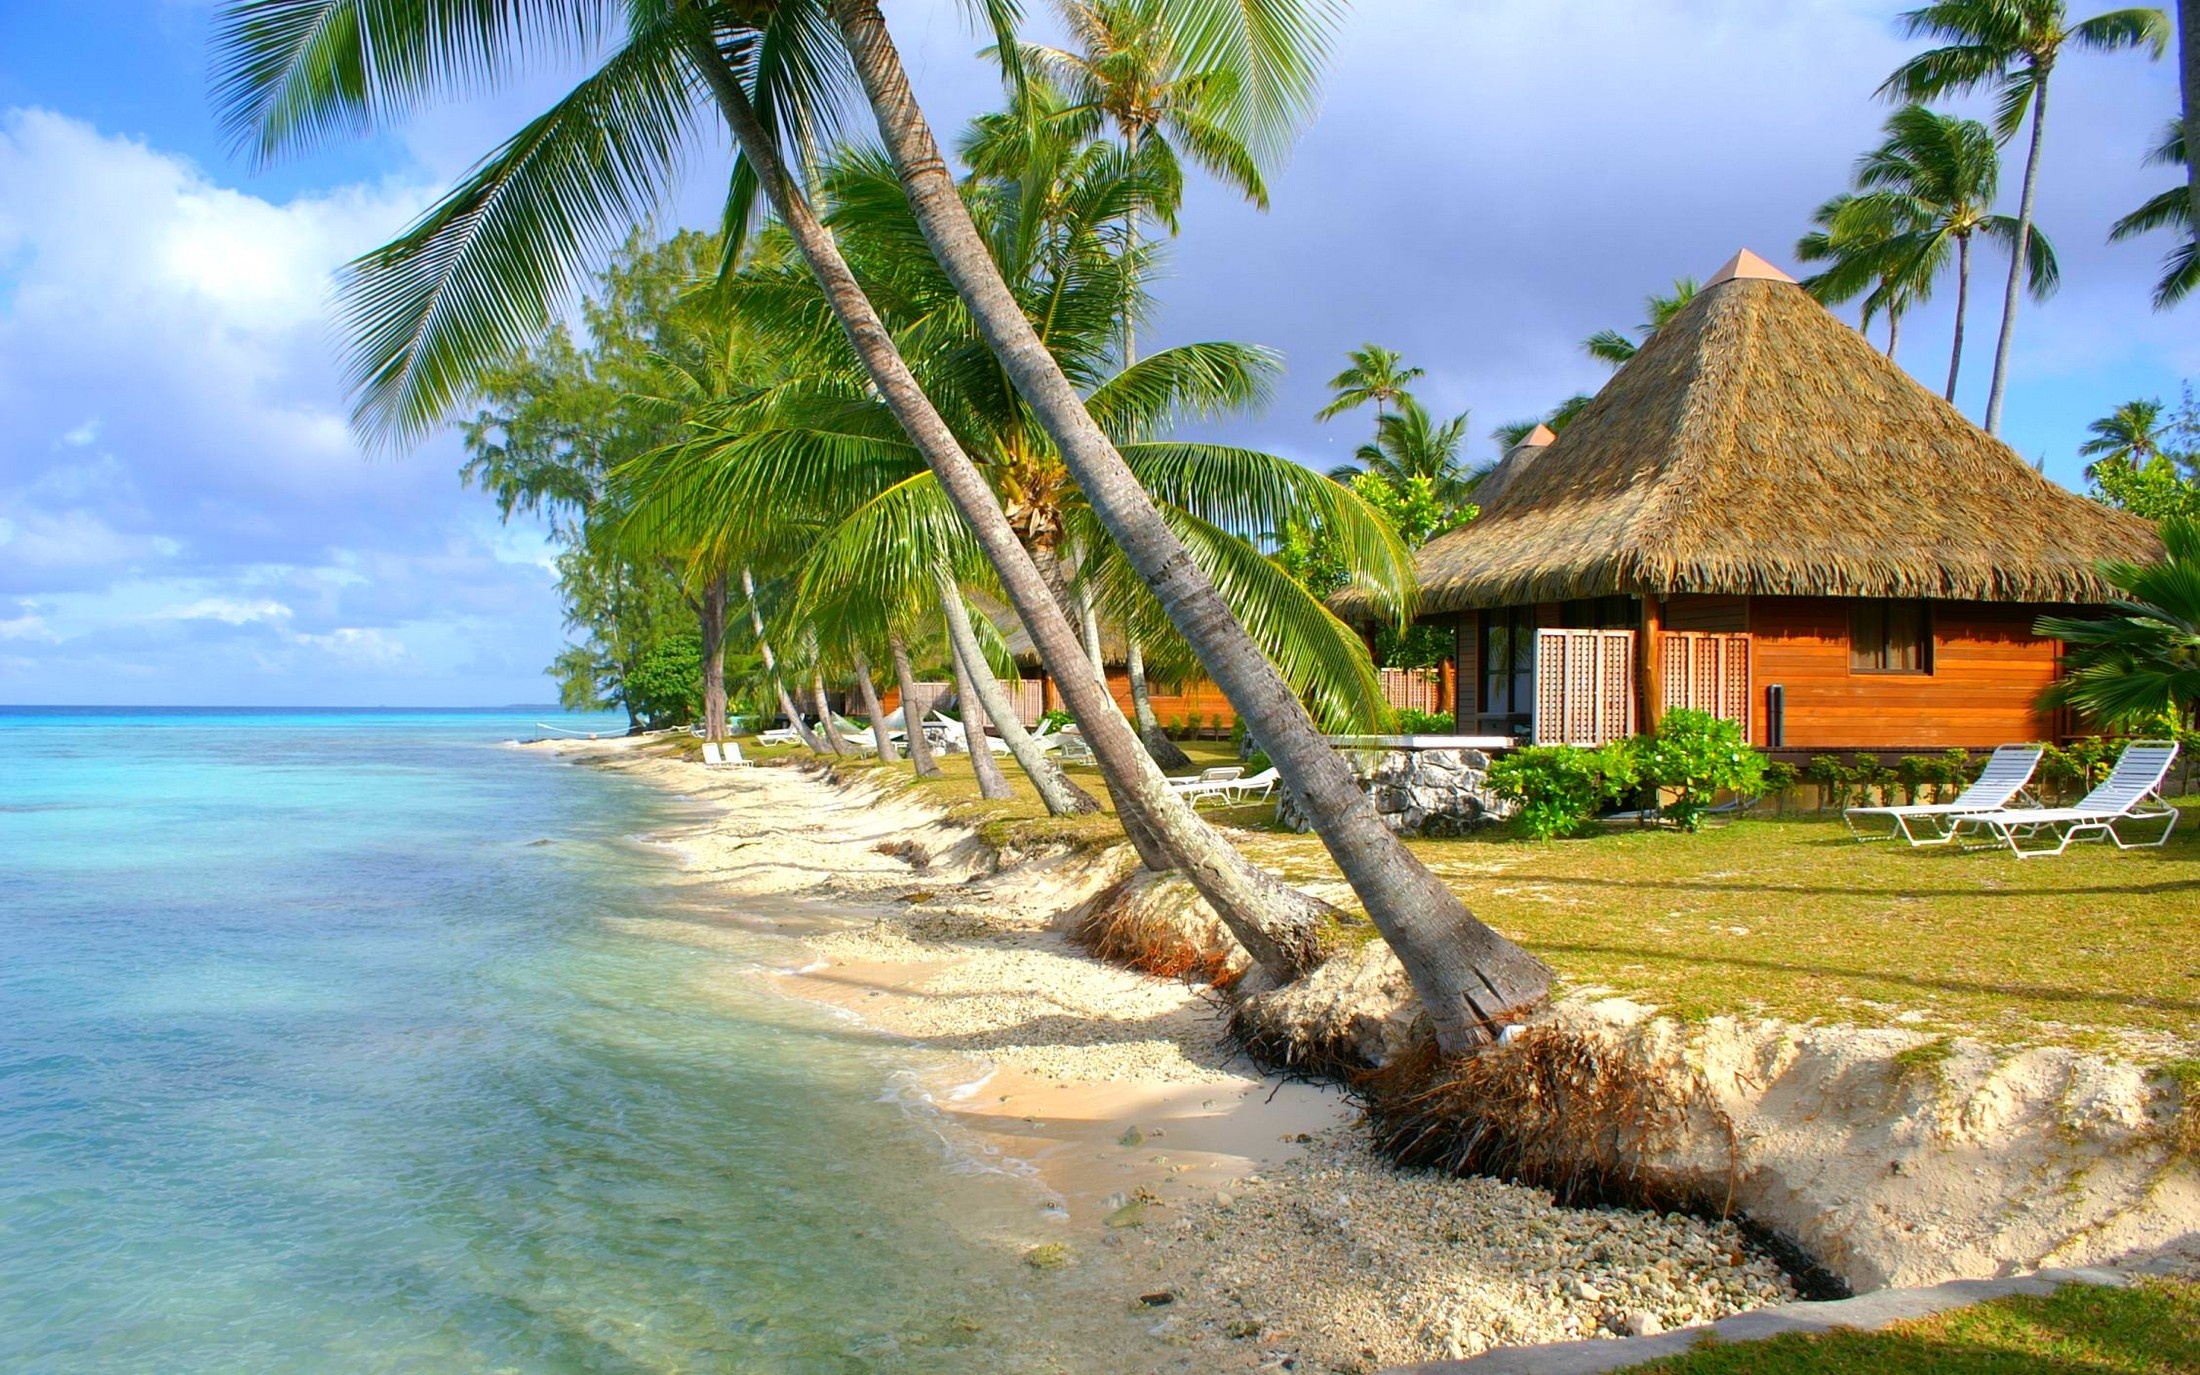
[1634,1279,2200,1374]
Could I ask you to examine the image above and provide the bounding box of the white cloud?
[60,418,98,447]
[153,596,294,625]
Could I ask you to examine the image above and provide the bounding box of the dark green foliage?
[1807,754,1850,810]
[625,634,704,728]
[1639,710,1769,831]
[1487,742,1643,841]
[1394,709,1456,734]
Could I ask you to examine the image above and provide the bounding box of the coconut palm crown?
[2037,514,2200,728]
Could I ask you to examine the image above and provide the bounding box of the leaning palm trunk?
[2185,0,2199,244]
[689,37,1334,981]
[744,567,827,753]
[1983,67,2050,436]
[946,632,1015,800]
[811,673,844,756]
[829,0,1551,1047]
[936,571,1099,815]
[888,634,942,778]
[700,571,729,741]
[1127,637,1192,770]
[850,650,897,760]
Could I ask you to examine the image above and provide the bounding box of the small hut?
[1390,250,2160,754]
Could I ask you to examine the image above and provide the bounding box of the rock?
[1621,1310,1664,1337]
[1119,1126,1145,1147]
[1024,1242,1072,1270]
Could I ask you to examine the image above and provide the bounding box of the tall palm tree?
[1848,105,2058,402]
[213,3,1353,985]
[1330,395,1476,511]
[1315,344,1425,423]
[1583,279,1699,366]
[2037,514,2200,728]
[1797,191,1937,358]
[2111,120,2199,307]
[1880,0,2171,434]
[825,0,1554,1048]
[2079,398,2172,475]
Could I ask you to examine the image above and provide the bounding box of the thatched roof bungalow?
[1379,250,2160,753]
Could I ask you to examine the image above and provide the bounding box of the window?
[1560,596,1638,630]
[1480,606,1537,715]
[1850,600,1931,674]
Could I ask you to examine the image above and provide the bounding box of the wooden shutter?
[1658,632,1753,730]
[1533,629,1637,745]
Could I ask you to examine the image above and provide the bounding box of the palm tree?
[825,0,1556,1048]
[1315,344,1425,423]
[1879,0,2171,435]
[1848,105,2058,402]
[1583,279,1699,366]
[1492,394,1593,453]
[2037,514,2200,728]
[1797,192,1937,358]
[2110,120,2199,308]
[1330,395,1476,512]
[2080,398,2172,475]
[213,2,1367,988]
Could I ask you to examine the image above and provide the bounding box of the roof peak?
[1705,248,1796,287]
[1518,423,1558,448]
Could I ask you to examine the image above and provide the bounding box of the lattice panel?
[1533,629,1638,746]
[1659,632,1753,731]
[1378,667,1444,715]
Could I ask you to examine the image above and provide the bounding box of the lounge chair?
[1948,741,2181,859]
[701,740,754,768]
[1844,744,2045,846]
[756,721,806,746]
[1169,766,1243,790]
[1175,767,1278,809]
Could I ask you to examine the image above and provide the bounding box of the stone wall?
[1279,743,1509,837]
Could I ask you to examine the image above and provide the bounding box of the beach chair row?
[1844,741,2180,858]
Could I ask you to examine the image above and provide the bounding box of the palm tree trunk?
[1947,234,1971,403]
[888,633,942,778]
[1983,66,2050,436]
[1887,306,1902,361]
[1076,574,1108,677]
[850,650,897,760]
[936,572,1098,814]
[689,28,1335,984]
[1127,636,1192,770]
[743,566,827,753]
[812,673,843,755]
[2184,0,2200,245]
[700,570,729,742]
[829,0,1549,1046]
[946,630,1015,800]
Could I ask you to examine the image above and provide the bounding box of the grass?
[725,729,2200,1059]
[1633,1278,2200,1373]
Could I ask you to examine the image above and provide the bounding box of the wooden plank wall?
[1747,597,2060,749]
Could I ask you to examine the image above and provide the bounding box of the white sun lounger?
[1948,741,2181,858]
[700,740,754,768]
[1844,744,2044,846]
[1174,767,1279,808]
[1169,766,1243,790]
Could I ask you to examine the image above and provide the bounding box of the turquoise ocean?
[0,708,1112,1373]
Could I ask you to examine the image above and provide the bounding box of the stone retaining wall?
[1279,742,1509,837]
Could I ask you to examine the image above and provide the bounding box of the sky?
[0,1,2190,707]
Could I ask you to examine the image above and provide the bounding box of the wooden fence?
[1378,667,1445,716]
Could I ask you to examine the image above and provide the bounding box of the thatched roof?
[1403,251,2161,615]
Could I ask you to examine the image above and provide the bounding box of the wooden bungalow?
[1384,250,2161,756]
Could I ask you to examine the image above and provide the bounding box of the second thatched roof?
[1405,251,2160,615]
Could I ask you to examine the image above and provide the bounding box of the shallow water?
[0,709,1122,1373]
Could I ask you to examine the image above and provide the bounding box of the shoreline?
[539,737,1798,1371]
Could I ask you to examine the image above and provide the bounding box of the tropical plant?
[1491,394,1592,452]
[1329,396,1478,512]
[1583,279,1699,366]
[1879,0,2171,434]
[2037,514,2200,729]
[1315,343,1424,423]
[2110,119,2199,308]
[624,632,706,727]
[1797,190,1937,358]
[1486,741,1642,840]
[1847,104,2057,402]
[1638,710,1769,831]
[2081,397,2172,474]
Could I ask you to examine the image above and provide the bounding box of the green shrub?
[1850,753,1892,808]
[1487,740,1642,840]
[1762,759,1800,813]
[1395,709,1456,734]
[624,634,703,728]
[1639,709,1768,831]
[1806,754,1849,810]
[1937,748,1976,801]
[1896,755,1936,805]
[1039,708,1077,733]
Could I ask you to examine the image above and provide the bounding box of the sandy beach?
[551,738,1795,1372]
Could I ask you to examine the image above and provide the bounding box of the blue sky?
[0,1,2191,706]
